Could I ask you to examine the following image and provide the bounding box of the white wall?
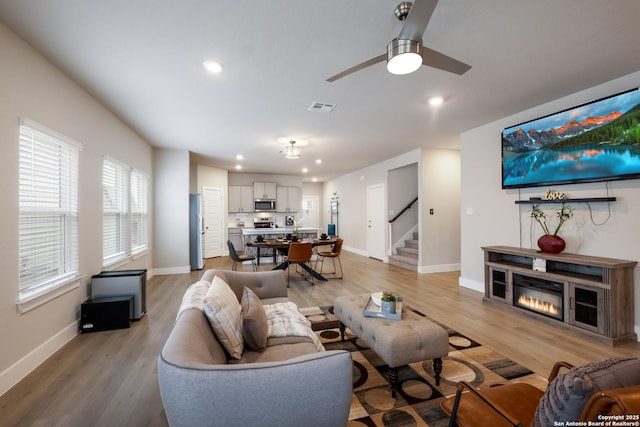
[421,149,461,272]
[153,148,190,274]
[460,70,640,335]
[0,23,153,395]
[322,150,419,255]
[323,148,461,271]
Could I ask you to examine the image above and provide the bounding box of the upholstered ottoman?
[334,294,449,396]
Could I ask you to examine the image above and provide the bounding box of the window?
[102,158,149,266]
[102,157,129,266]
[18,118,81,303]
[130,169,149,254]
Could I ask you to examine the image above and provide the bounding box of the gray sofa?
[158,269,353,427]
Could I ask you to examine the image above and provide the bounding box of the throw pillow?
[532,357,640,427]
[203,275,243,359]
[241,287,268,352]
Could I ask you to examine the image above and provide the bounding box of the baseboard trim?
[151,265,190,276]
[418,263,461,274]
[458,276,484,293]
[343,245,367,257]
[0,321,78,397]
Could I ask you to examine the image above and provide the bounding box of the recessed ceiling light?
[312,177,317,182]
[203,60,223,74]
[315,159,322,164]
[235,164,242,170]
[236,154,244,160]
[429,96,444,106]
[302,167,308,173]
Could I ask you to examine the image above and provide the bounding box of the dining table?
[245,237,337,281]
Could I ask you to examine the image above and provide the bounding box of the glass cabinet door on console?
[488,267,510,303]
[569,283,605,335]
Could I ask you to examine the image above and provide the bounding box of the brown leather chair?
[440,361,573,427]
[580,384,640,420]
[441,358,640,427]
[285,242,313,285]
[315,238,343,279]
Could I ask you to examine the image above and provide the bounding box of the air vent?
[307,102,336,113]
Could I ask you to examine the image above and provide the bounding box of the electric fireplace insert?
[512,273,563,321]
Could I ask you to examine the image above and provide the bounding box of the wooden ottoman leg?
[389,367,399,398]
[433,358,443,386]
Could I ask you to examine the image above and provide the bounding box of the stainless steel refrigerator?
[189,193,204,270]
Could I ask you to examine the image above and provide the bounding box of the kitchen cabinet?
[253,182,276,200]
[276,186,299,212]
[228,228,244,251]
[228,186,254,212]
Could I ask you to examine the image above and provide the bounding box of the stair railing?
[387,196,418,257]
[389,196,418,224]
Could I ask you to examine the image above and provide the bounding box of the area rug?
[302,306,547,427]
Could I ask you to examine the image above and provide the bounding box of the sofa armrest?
[580,385,640,421]
[158,349,352,427]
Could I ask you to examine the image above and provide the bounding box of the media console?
[482,246,637,346]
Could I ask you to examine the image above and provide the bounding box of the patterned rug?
[302,306,547,427]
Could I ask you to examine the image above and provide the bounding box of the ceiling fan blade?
[421,46,471,75]
[326,53,386,82]
[398,0,439,41]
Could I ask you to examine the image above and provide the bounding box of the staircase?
[388,231,418,272]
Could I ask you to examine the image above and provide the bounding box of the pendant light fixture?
[283,140,301,159]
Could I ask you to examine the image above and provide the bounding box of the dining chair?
[227,240,257,271]
[315,238,343,279]
[285,242,313,285]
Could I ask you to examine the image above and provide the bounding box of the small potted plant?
[380,291,397,314]
[530,203,574,253]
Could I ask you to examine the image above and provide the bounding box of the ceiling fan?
[326,0,471,82]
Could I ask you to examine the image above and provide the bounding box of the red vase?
[537,235,566,254]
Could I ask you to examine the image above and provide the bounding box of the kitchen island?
[241,227,318,238]
[241,227,318,264]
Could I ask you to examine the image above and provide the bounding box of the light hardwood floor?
[1,251,638,426]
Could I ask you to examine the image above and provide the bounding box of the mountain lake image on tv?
[502,88,640,189]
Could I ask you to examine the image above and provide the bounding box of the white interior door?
[202,186,224,258]
[367,184,386,261]
[301,195,319,235]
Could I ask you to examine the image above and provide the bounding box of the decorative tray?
[362,296,403,320]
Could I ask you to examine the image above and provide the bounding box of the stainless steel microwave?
[254,200,276,212]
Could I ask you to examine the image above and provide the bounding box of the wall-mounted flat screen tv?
[502,87,640,189]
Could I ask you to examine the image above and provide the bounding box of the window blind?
[130,169,148,254]
[18,118,81,298]
[102,157,130,266]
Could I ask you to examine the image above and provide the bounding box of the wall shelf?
[515,197,616,205]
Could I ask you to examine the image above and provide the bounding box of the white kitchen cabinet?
[253,182,276,200]
[276,186,300,212]
[229,186,254,212]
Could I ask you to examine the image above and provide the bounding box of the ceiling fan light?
[386,39,422,75]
